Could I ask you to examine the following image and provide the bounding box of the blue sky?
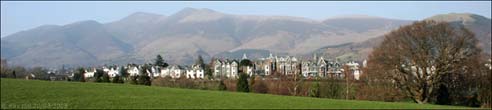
[1,1,491,37]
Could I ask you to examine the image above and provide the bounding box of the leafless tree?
[367,20,482,104]
[342,65,355,100]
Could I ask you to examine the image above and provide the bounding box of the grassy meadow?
[1,78,470,109]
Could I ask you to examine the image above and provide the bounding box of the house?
[246,65,254,76]
[256,53,276,76]
[84,68,96,78]
[345,61,361,80]
[185,64,204,79]
[327,61,343,79]
[213,59,223,78]
[161,67,171,77]
[25,73,35,80]
[212,59,239,78]
[149,66,161,78]
[165,65,184,78]
[103,66,120,78]
[230,60,238,78]
[301,61,318,77]
[127,66,140,76]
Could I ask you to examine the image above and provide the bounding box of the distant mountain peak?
[327,14,387,20]
[174,7,222,16]
[62,20,103,29]
[69,20,101,26]
[127,12,163,18]
[120,12,164,22]
[172,7,227,23]
[425,13,491,23]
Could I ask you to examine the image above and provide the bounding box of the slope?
[0,78,468,109]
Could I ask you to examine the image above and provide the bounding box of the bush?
[309,82,320,98]
[435,84,450,105]
[354,80,406,102]
[218,80,227,91]
[102,73,110,83]
[94,69,104,83]
[112,75,124,84]
[129,76,138,85]
[236,73,249,92]
[152,77,221,91]
[253,80,268,94]
[73,68,85,82]
[320,80,343,99]
[137,75,151,86]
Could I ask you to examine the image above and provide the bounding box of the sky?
[1,1,491,37]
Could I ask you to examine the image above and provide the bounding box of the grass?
[1,78,471,109]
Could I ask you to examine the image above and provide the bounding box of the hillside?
[425,13,492,54]
[0,78,468,109]
[2,9,490,68]
[315,13,492,61]
[0,8,412,68]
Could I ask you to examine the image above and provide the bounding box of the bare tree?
[367,20,482,104]
[342,65,354,100]
[287,63,304,96]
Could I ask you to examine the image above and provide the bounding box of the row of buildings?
[82,64,205,79]
[79,53,365,80]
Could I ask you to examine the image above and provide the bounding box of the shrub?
[102,73,110,83]
[253,80,268,94]
[435,84,450,105]
[129,76,138,85]
[236,73,249,92]
[320,80,343,99]
[137,75,151,86]
[354,80,406,102]
[112,75,124,83]
[218,80,227,91]
[309,82,320,98]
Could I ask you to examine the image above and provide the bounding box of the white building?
[346,61,361,80]
[103,66,120,78]
[148,66,161,78]
[84,68,96,78]
[127,66,140,76]
[213,59,239,78]
[163,65,184,79]
[186,64,204,79]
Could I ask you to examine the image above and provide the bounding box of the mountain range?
[1,8,490,68]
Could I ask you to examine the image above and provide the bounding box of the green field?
[1,78,469,109]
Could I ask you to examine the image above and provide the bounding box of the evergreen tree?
[12,70,16,78]
[94,69,104,82]
[119,66,128,80]
[196,55,213,79]
[239,59,253,74]
[236,73,250,92]
[102,73,110,83]
[155,55,168,68]
[204,66,213,79]
[73,68,85,82]
[196,55,204,66]
[138,64,151,86]
[239,59,253,67]
[207,57,216,78]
